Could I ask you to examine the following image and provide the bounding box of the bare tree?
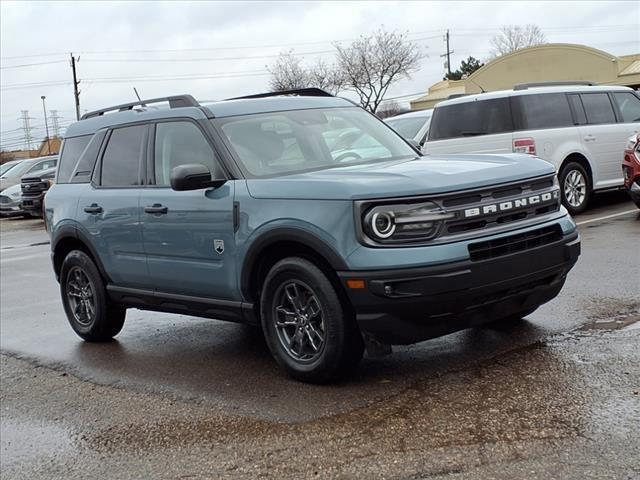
[268,51,308,91]
[306,59,345,95]
[490,24,547,58]
[268,53,345,94]
[335,28,424,113]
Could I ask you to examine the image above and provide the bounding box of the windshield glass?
[386,114,431,140]
[0,161,22,176]
[0,160,34,178]
[216,107,416,178]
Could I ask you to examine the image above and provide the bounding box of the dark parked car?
[21,166,56,217]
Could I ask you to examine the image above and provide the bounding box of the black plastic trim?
[240,227,348,300]
[106,285,256,324]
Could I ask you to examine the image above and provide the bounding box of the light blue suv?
[45,89,580,382]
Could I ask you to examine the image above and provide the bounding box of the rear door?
[425,97,513,155]
[76,124,149,287]
[140,120,238,300]
[574,92,627,189]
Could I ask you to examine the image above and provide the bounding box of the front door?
[140,120,238,300]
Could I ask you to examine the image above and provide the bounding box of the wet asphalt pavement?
[1,192,639,479]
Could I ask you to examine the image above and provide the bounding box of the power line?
[0,60,67,70]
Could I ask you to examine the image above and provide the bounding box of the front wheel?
[559,162,591,215]
[260,257,364,383]
[60,250,126,341]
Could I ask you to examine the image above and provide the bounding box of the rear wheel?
[60,250,126,341]
[260,257,364,383]
[559,161,591,215]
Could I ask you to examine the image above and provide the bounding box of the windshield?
[386,114,431,140]
[0,160,34,179]
[0,161,22,176]
[215,107,416,178]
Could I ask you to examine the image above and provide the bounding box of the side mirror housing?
[170,164,226,191]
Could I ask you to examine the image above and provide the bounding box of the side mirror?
[170,164,226,191]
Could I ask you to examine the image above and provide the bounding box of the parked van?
[424,84,640,214]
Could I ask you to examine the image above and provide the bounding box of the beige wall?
[411,44,640,111]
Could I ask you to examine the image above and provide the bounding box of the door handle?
[144,204,168,215]
[84,204,103,214]
[583,134,595,142]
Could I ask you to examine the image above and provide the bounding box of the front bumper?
[20,195,44,215]
[338,230,580,345]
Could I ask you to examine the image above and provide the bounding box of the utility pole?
[50,110,62,137]
[70,53,81,120]
[41,96,52,154]
[440,29,454,77]
[19,110,35,151]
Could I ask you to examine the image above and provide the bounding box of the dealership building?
[410,43,640,111]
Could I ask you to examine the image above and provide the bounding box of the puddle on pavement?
[578,299,640,331]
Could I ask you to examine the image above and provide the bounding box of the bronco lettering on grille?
[463,191,559,218]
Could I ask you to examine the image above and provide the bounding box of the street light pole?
[41,95,52,154]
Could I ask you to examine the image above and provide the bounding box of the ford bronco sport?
[45,89,580,383]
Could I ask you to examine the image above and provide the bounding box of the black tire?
[260,257,364,383]
[483,307,537,329]
[60,250,126,342]
[559,161,591,215]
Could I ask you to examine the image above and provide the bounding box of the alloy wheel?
[273,280,326,363]
[564,169,586,208]
[66,266,96,326]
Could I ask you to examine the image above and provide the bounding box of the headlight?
[362,201,454,244]
[10,191,21,198]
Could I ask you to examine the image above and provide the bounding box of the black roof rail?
[228,87,334,100]
[513,81,596,91]
[81,94,199,120]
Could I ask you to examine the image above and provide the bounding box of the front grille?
[468,224,562,261]
[441,177,560,238]
[21,179,48,197]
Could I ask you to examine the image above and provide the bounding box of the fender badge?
[214,239,224,255]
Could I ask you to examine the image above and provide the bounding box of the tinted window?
[580,93,616,125]
[429,98,512,141]
[568,95,586,125]
[57,136,91,183]
[513,93,574,130]
[71,131,106,184]
[100,125,146,186]
[154,122,218,186]
[612,92,640,123]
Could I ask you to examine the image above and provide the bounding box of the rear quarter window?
[512,93,574,130]
[57,135,92,183]
[580,93,616,125]
[429,98,513,141]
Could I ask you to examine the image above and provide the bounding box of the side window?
[612,92,640,123]
[100,125,146,187]
[513,93,574,130]
[57,135,91,183]
[580,93,616,125]
[568,94,586,125]
[154,122,219,186]
[71,131,105,184]
[429,98,512,141]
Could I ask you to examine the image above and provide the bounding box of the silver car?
[0,156,58,192]
[0,183,24,217]
[384,109,433,147]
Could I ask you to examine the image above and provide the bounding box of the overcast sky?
[1,0,638,150]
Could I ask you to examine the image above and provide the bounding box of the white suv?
[424,84,640,214]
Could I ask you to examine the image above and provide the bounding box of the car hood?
[245,154,555,200]
[0,178,19,193]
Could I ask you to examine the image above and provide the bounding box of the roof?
[65,95,353,138]
[435,84,635,108]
